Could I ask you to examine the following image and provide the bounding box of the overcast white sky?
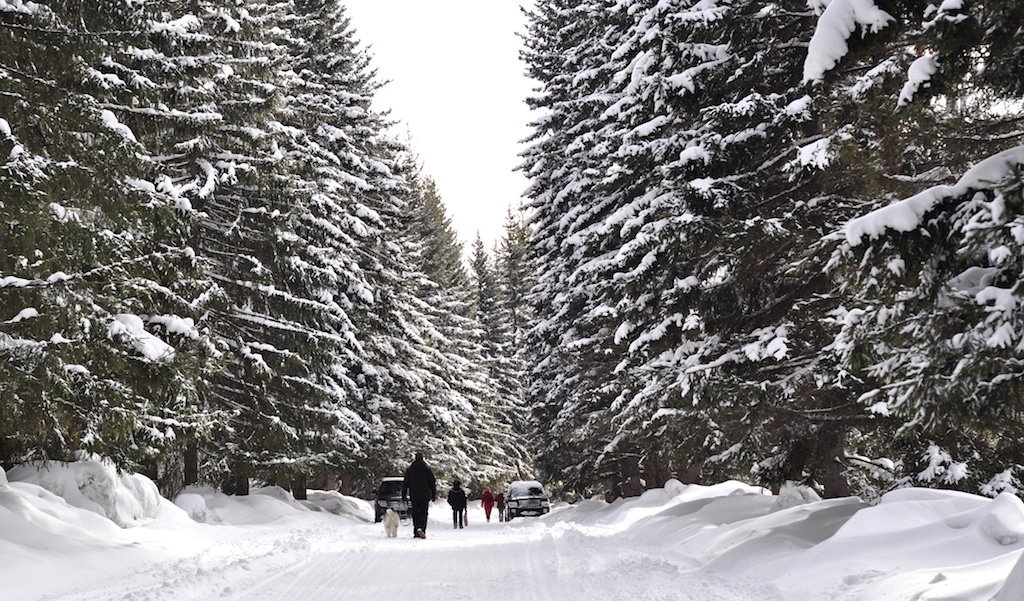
[343,0,536,249]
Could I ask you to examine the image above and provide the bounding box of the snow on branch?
[897,54,938,108]
[846,144,1024,246]
[0,0,45,15]
[108,314,175,362]
[4,308,39,323]
[99,109,138,143]
[802,0,894,83]
[149,15,201,37]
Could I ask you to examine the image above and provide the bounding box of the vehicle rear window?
[510,482,545,497]
[379,480,402,495]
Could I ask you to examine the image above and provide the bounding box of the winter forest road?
[35,506,785,601]
[221,507,784,601]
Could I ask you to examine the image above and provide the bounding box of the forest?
[2,0,1024,504]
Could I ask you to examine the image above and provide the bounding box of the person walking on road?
[448,479,468,529]
[402,452,436,539]
[495,491,506,522]
[481,489,495,522]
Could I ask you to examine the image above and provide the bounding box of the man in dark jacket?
[401,452,436,538]
[448,480,468,529]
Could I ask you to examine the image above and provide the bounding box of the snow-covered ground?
[3,460,1024,600]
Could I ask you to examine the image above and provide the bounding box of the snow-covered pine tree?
[495,211,535,441]
[0,1,221,485]
[270,0,408,493]
[408,174,469,292]
[496,210,533,349]
[553,0,744,497]
[829,0,1024,496]
[343,157,439,486]
[469,235,499,326]
[396,176,529,486]
[468,234,531,484]
[521,0,951,498]
[611,0,881,497]
[103,0,370,496]
[520,0,635,496]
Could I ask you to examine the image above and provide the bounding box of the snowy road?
[226,509,782,601]
[12,474,1024,601]
[36,506,783,601]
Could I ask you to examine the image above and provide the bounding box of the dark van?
[373,477,409,522]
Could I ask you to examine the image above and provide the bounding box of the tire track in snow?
[33,512,786,601]
[224,519,784,601]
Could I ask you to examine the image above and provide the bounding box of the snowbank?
[6,458,162,527]
[0,462,359,601]
[173,484,372,525]
[776,488,1024,600]
[544,480,768,533]
[533,479,1024,599]
[545,480,863,580]
[4,461,1024,600]
[1,465,120,551]
[304,489,374,522]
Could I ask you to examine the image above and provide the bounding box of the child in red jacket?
[481,489,495,522]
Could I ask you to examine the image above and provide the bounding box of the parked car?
[505,480,550,521]
[373,477,409,523]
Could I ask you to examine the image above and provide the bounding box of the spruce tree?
[408,174,469,291]
[397,175,529,486]
[519,0,994,498]
[0,1,221,485]
[520,0,630,495]
[468,233,531,483]
[830,0,1024,496]
[496,210,533,347]
[106,0,368,494]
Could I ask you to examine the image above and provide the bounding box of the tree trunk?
[235,472,249,496]
[225,463,249,496]
[337,471,359,495]
[603,474,622,503]
[291,476,307,501]
[820,430,851,498]
[184,445,198,486]
[0,438,11,471]
[142,459,159,482]
[622,469,644,498]
[642,455,670,489]
[676,465,702,485]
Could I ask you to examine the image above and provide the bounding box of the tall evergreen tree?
[96,0,377,494]
[270,0,397,493]
[0,1,222,483]
[496,210,533,347]
[408,174,468,291]
[398,177,529,486]
[830,0,1024,496]
[520,0,1023,499]
[520,0,629,495]
[468,233,530,482]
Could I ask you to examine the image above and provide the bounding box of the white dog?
[383,508,400,538]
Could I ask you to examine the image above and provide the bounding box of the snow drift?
[3,461,1024,600]
[6,456,162,527]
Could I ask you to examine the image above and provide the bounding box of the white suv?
[505,480,550,520]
